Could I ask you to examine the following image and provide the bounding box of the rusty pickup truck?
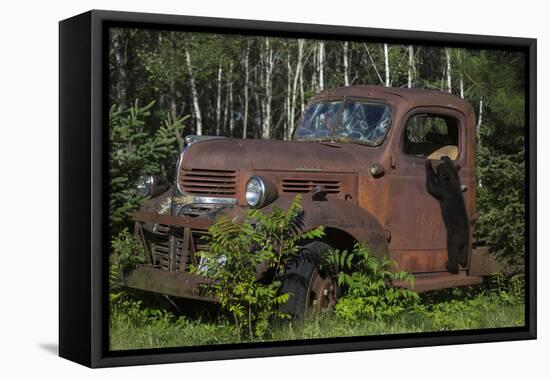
[123,85,497,316]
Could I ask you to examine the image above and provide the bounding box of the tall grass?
[109,288,524,351]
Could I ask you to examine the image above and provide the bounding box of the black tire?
[279,241,338,319]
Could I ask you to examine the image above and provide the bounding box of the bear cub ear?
[441,156,461,172]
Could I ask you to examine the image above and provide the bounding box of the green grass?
[109,288,525,351]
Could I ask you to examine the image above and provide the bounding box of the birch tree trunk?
[185,49,202,135]
[299,42,305,114]
[459,51,465,99]
[318,41,325,91]
[407,45,414,88]
[222,80,229,135]
[242,42,250,138]
[477,97,484,130]
[228,61,234,136]
[285,46,292,140]
[253,67,261,138]
[311,43,318,92]
[343,41,350,86]
[215,62,223,135]
[445,48,452,93]
[261,38,274,139]
[384,43,390,87]
[288,39,304,140]
[364,44,385,86]
[112,31,128,109]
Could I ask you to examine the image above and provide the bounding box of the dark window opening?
[403,114,460,160]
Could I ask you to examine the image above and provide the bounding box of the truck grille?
[179,168,237,197]
[148,224,209,272]
[281,179,341,194]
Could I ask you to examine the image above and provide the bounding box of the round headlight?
[245,176,265,207]
[137,175,154,197]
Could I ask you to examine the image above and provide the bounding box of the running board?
[393,272,483,293]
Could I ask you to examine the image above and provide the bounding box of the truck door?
[388,108,470,273]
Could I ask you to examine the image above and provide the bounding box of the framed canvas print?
[59,10,536,368]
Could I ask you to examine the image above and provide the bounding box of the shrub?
[489,271,525,305]
[193,194,324,341]
[109,99,187,233]
[324,243,420,322]
[109,228,145,304]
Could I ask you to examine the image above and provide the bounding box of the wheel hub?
[308,270,337,312]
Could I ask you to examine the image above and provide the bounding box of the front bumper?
[122,265,217,302]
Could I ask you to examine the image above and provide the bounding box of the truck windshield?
[294,101,392,146]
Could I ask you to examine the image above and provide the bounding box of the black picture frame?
[59,9,537,368]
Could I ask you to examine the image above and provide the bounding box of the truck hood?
[180,138,363,173]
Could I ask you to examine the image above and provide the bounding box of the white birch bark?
[228,61,234,136]
[288,39,304,140]
[384,43,390,87]
[477,97,483,130]
[364,44,384,86]
[343,41,350,86]
[318,41,325,90]
[407,45,414,88]
[299,44,305,114]
[222,79,229,135]
[261,38,274,139]
[286,46,291,140]
[242,42,250,138]
[215,62,223,135]
[459,51,464,99]
[311,43,318,92]
[185,49,202,135]
[445,48,452,93]
[253,67,261,136]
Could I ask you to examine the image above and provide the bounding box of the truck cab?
[124,85,497,312]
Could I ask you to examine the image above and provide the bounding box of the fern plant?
[489,271,524,305]
[193,194,324,341]
[109,228,146,304]
[324,243,420,322]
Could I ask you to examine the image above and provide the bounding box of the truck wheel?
[279,241,338,319]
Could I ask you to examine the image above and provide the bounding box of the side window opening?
[403,114,460,160]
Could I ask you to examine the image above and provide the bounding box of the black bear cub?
[425,156,469,274]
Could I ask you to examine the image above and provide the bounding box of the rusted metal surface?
[308,271,337,312]
[125,85,493,302]
[133,210,213,230]
[123,265,217,302]
[389,249,451,273]
[246,195,389,260]
[133,213,210,275]
[393,272,483,293]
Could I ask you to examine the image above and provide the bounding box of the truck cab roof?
[310,85,475,121]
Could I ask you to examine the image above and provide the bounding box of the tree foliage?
[109,29,527,271]
[462,51,526,269]
[109,100,187,232]
[324,244,420,321]
[193,195,324,340]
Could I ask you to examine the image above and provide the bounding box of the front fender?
[254,196,389,259]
